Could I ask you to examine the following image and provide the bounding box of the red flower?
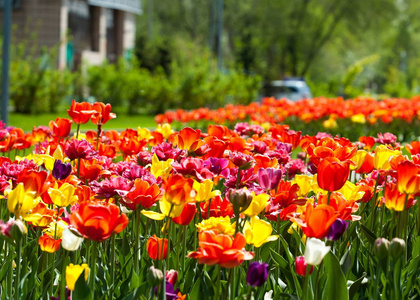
[187,231,254,268]
[317,157,352,192]
[120,179,161,210]
[147,235,168,260]
[70,201,129,242]
[91,102,116,125]
[39,234,61,253]
[49,118,72,138]
[67,100,97,124]
[172,202,196,225]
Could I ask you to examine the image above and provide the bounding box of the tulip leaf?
[270,248,288,269]
[189,278,201,299]
[0,256,11,282]
[323,252,349,300]
[340,248,352,276]
[360,224,377,244]
[279,293,298,300]
[73,269,92,300]
[403,254,420,297]
[349,272,366,300]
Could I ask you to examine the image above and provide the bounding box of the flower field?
[1,98,420,299]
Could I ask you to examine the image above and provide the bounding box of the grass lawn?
[8,112,157,132]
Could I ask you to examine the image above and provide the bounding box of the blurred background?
[0,0,419,118]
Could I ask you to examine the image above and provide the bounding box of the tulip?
[49,117,72,138]
[38,234,61,253]
[389,238,405,261]
[373,145,401,170]
[0,218,27,244]
[166,270,178,285]
[70,201,129,242]
[242,192,270,218]
[304,238,330,266]
[67,100,97,125]
[65,139,96,161]
[228,188,253,215]
[317,157,351,192]
[384,183,416,211]
[6,183,38,217]
[188,231,254,268]
[172,202,196,225]
[119,179,161,210]
[150,154,174,178]
[246,262,269,287]
[244,217,278,248]
[295,256,314,276]
[52,160,72,180]
[66,264,89,291]
[148,266,164,285]
[257,168,283,191]
[61,227,83,251]
[162,174,194,206]
[193,179,219,202]
[292,203,337,239]
[147,235,168,260]
[196,216,236,236]
[396,160,420,194]
[91,102,116,125]
[326,219,348,241]
[49,182,78,207]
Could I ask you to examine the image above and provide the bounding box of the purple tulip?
[52,160,72,180]
[246,262,269,287]
[257,168,283,191]
[327,219,349,241]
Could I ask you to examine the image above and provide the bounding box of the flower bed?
[1,100,420,299]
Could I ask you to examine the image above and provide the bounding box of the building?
[1,0,142,69]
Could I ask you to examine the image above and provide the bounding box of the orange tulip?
[172,202,196,225]
[91,102,116,125]
[67,100,97,124]
[120,179,161,210]
[384,182,416,211]
[78,159,103,182]
[317,157,351,192]
[146,235,168,260]
[39,234,61,253]
[187,231,254,268]
[356,152,374,174]
[49,118,72,138]
[70,201,129,242]
[396,160,420,194]
[173,127,203,152]
[406,141,420,156]
[162,174,194,206]
[292,203,337,239]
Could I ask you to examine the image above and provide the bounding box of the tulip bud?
[389,238,405,261]
[228,188,253,215]
[304,238,331,266]
[148,266,164,286]
[295,256,314,276]
[246,262,269,287]
[52,160,72,180]
[326,219,349,241]
[374,238,390,260]
[0,219,27,245]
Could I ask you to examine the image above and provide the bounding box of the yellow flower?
[373,145,401,170]
[351,114,366,124]
[66,264,90,291]
[350,150,367,170]
[49,182,78,207]
[16,154,55,171]
[193,179,220,202]
[43,220,68,238]
[337,181,364,202]
[156,123,173,139]
[137,127,152,140]
[292,175,314,197]
[150,154,173,178]
[242,192,270,218]
[6,183,38,217]
[141,201,184,221]
[323,117,337,129]
[196,216,235,236]
[244,217,278,248]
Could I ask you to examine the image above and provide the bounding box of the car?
[260,78,312,102]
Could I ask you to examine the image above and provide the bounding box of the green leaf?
[189,279,201,299]
[279,293,298,300]
[323,252,349,300]
[360,224,377,244]
[270,248,288,268]
[73,269,92,300]
[340,248,352,276]
[349,273,366,300]
[0,257,12,282]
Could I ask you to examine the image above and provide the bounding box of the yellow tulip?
[242,192,270,218]
[350,150,367,171]
[141,200,184,221]
[337,181,364,202]
[292,175,314,197]
[66,264,89,291]
[43,220,68,238]
[150,154,173,178]
[49,182,78,207]
[6,183,38,217]
[193,179,220,202]
[196,216,235,236]
[351,114,366,124]
[373,145,401,170]
[156,123,173,139]
[244,217,278,248]
[137,127,152,140]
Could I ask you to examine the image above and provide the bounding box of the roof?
[88,0,142,14]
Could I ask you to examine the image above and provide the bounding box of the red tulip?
[147,235,168,260]
[317,157,351,192]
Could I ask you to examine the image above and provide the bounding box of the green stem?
[134,210,141,274]
[302,264,312,300]
[109,234,116,298]
[14,238,22,300]
[60,250,68,300]
[327,191,332,206]
[89,241,98,298]
[76,157,81,179]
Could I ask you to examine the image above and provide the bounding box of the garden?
[1,96,420,300]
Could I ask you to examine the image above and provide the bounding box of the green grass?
[8,112,157,132]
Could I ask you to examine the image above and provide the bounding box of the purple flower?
[257,168,283,191]
[247,262,269,287]
[64,139,96,160]
[203,157,230,177]
[327,219,349,241]
[52,160,72,180]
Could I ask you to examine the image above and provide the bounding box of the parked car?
[260,78,312,102]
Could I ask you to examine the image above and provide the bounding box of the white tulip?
[304,238,331,266]
[61,227,83,251]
